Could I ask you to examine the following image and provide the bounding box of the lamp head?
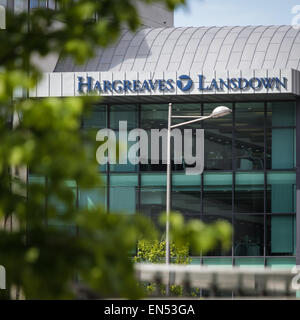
[210,106,232,118]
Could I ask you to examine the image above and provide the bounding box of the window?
[79,177,107,211]
[140,173,166,231]
[266,101,296,170]
[172,173,201,216]
[109,174,138,214]
[266,128,295,169]
[235,128,264,170]
[205,128,232,170]
[267,101,295,127]
[234,215,264,256]
[234,172,264,213]
[235,102,264,127]
[203,173,232,213]
[266,215,296,256]
[266,172,296,213]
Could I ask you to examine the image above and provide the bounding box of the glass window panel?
[235,258,264,268]
[267,101,296,127]
[266,128,295,169]
[235,172,264,213]
[141,173,166,187]
[83,105,106,172]
[110,105,138,172]
[189,258,201,265]
[172,173,201,186]
[39,0,47,8]
[266,257,296,269]
[267,215,295,256]
[30,0,39,8]
[109,174,138,214]
[83,104,106,129]
[266,172,296,213]
[141,174,166,232]
[203,103,233,129]
[203,173,232,213]
[172,187,201,216]
[110,104,137,130]
[205,128,232,170]
[235,128,264,170]
[235,102,264,127]
[15,0,28,12]
[79,187,107,210]
[234,215,264,256]
[203,258,232,267]
[140,104,167,130]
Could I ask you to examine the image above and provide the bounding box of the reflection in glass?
[266,128,295,169]
[266,172,296,213]
[205,128,232,170]
[79,187,107,210]
[266,215,296,256]
[110,174,138,214]
[203,173,232,213]
[267,101,296,127]
[235,128,264,170]
[83,104,106,129]
[140,174,166,232]
[235,173,264,213]
[172,173,201,216]
[83,105,106,171]
[234,215,264,256]
[235,102,264,127]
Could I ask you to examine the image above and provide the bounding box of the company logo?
[0,265,5,290]
[176,75,193,91]
[78,74,287,95]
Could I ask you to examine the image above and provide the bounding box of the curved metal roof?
[54,25,300,72]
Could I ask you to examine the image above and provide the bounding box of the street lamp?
[165,103,232,295]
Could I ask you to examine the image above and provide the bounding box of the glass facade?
[30,100,297,267]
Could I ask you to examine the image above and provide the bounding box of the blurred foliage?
[0,0,232,300]
[134,240,191,264]
[134,240,190,296]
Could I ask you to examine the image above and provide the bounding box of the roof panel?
[54,25,300,73]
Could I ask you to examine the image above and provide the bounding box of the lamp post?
[165,103,232,295]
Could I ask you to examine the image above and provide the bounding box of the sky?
[174,0,300,27]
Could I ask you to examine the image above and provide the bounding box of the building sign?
[78,74,288,94]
